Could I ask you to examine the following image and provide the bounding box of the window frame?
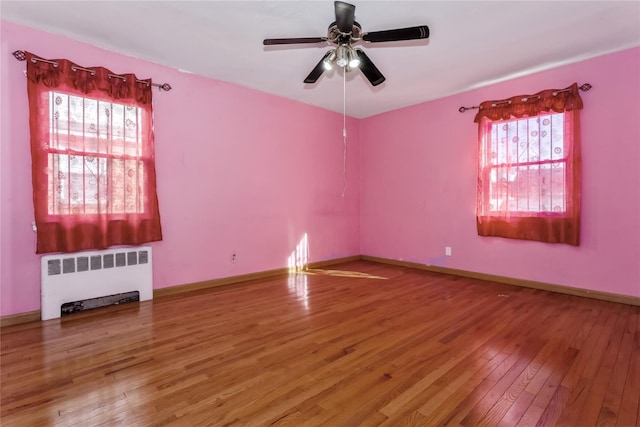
[478,111,571,218]
[41,90,152,219]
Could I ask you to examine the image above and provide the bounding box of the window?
[475,84,583,245]
[47,92,147,216]
[26,51,162,253]
[481,112,567,214]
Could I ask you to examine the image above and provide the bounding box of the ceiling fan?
[263,1,430,87]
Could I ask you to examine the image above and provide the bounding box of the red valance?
[474,83,583,123]
[25,51,153,105]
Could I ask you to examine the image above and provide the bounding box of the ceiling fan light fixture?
[347,48,360,68]
[323,49,337,70]
[335,45,349,67]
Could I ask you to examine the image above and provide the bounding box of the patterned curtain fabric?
[26,51,163,254]
[475,83,582,245]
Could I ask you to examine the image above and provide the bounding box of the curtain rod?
[12,50,172,92]
[458,83,592,113]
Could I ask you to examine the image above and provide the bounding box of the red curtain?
[475,83,582,246]
[26,52,163,254]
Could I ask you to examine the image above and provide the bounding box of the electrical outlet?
[445,246,452,256]
[32,221,37,232]
[230,251,238,263]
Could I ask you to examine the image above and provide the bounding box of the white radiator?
[41,246,153,320]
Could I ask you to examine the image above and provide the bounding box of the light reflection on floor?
[287,273,310,311]
[287,233,310,310]
[302,269,387,280]
[286,233,388,311]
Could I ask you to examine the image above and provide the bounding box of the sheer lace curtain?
[26,51,162,254]
[475,83,582,246]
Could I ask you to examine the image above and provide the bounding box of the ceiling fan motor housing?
[327,21,362,45]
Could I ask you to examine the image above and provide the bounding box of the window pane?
[487,162,566,213]
[50,92,69,150]
[489,113,565,166]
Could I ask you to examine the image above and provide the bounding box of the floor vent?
[61,291,140,316]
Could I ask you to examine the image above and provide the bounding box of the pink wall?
[360,47,640,298]
[0,21,361,316]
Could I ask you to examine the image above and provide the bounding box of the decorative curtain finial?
[13,50,26,61]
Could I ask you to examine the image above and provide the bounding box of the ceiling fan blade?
[362,25,430,43]
[304,51,333,84]
[263,37,328,45]
[335,1,356,33]
[356,50,385,87]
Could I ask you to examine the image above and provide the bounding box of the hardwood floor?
[1,260,638,426]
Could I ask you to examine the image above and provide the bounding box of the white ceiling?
[2,1,639,118]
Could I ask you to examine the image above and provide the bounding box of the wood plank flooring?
[1,260,638,426]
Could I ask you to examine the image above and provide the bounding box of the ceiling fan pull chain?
[342,69,347,198]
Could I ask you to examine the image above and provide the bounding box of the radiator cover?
[41,246,153,320]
